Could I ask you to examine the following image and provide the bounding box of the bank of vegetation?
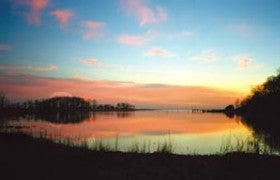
[0,132,279,180]
[0,95,135,113]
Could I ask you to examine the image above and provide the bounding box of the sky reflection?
[3,110,253,154]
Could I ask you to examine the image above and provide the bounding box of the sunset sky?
[0,0,280,108]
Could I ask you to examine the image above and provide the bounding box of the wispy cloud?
[0,65,57,72]
[116,34,147,47]
[120,0,167,26]
[145,47,172,57]
[81,59,103,67]
[13,0,49,25]
[0,44,11,51]
[51,9,74,28]
[81,20,105,40]
[233,54,253,70]
[230,23,253,38]
[192,50,216,62]
[116,30,158,47]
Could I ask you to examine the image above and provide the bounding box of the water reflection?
[1,110,279,155]
[34,111,92,124]
[238,115,280,152]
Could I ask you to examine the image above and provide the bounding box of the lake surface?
[1,110,279,155]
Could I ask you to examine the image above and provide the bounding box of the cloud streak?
[116,34,147,47]
[81,21,105,40]
[81,59,103,67]
[51,9,74,28]
[145,47,172,56]
[0,65,57,72]
[120,0,167,26]
[116,30,158,47]
[13,0,49,25]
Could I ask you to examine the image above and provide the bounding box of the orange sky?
[0,72,246,108]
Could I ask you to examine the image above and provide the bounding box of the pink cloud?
[120,0,167,26]
[0,44,11,51]
[116,30,158,47]
[13,0,49,25]
[81,21,105,40]
[0,65,57,72]
[0,73,244,108]
[116,34,146,47]
[145,47,172,56]
[81,59,103,67]
[51,9,74,28]
[233,54,253,70]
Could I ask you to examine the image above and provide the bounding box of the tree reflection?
[239,115,280,152]
[33,111,92,124]
[116,111,134,118]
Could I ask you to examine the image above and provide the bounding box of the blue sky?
[0,0,280,107]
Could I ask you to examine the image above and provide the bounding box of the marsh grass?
[61,133,174,154]
[27,129,271,155]
[219,135,277,155]
[1,125,279,155]
[156,133,174,153]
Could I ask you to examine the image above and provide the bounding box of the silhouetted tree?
[36,97,91,112]
[116,103,135,111]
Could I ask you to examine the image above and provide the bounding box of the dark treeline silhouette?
[236,70,280,125]
[235,70,280,149]
[236,70,280,115]
[0,95,135,123]
[0,95,135,112]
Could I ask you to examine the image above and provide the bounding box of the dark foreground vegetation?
[0,132,279,180]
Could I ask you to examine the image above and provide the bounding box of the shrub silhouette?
[238,71,280,115]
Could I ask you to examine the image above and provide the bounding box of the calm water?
[1,110,278,155]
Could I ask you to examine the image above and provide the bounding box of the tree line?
[0,95,135,114]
